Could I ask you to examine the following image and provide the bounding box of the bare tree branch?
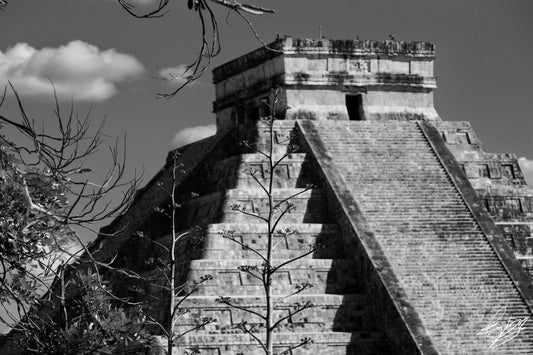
[0,82,144,348]
[116,0,275,98]
[218,88,315,354]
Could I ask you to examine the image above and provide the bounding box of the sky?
[1,0,533,223]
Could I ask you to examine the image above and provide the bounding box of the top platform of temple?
[213,36,435,83]
[211,36,438,128]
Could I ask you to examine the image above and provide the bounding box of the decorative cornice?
[212,36,435,83]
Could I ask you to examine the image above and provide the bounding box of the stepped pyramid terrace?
[4,36,533,354]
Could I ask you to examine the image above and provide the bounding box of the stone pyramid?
[92,37,533,354]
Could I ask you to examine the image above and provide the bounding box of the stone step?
[179,188,331,225]
[200,223,340,234]
[375,243,492,253]
[353,185,459,191]
[367,216,476,221]
[363,207,472,214]
[360,204,467,210]
[168,331,389,355]
[369,223,479,230]
[354,193,463,200]
[363,207,471,214]
[371,229,483,236]
[207,153,317,190]
[184,259,359,296]
[173,294,375,334]
[233,121,301,156]
[391,263,514,273]
[318,142,430,146]
[356,191,460,196]
[196,228,347,260]
[155,223,348,260]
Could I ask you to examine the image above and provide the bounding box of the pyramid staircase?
[298,120,533,353]
[153,121,391,354]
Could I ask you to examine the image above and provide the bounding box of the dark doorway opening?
[346,94,364,120]
[234,107,244,126]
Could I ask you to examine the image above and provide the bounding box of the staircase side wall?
[93,133,227,264]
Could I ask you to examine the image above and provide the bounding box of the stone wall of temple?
[431,121,533,276]
[213,37,439,132]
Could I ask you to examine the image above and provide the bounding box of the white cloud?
[0,41,145,101]
[172,124,216,148]
[126,0,158,4]
[158,65,195,86]
[108,0,157,4]
[518,157,533,187]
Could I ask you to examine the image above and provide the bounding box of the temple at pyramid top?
[213,36,438,131]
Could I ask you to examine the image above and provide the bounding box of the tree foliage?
[0,84,142,350]
[16,270,149,354]
[0,126,75,311]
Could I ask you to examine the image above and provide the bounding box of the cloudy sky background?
[1,0,533,211]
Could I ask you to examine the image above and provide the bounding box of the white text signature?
[477,306,528,348]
